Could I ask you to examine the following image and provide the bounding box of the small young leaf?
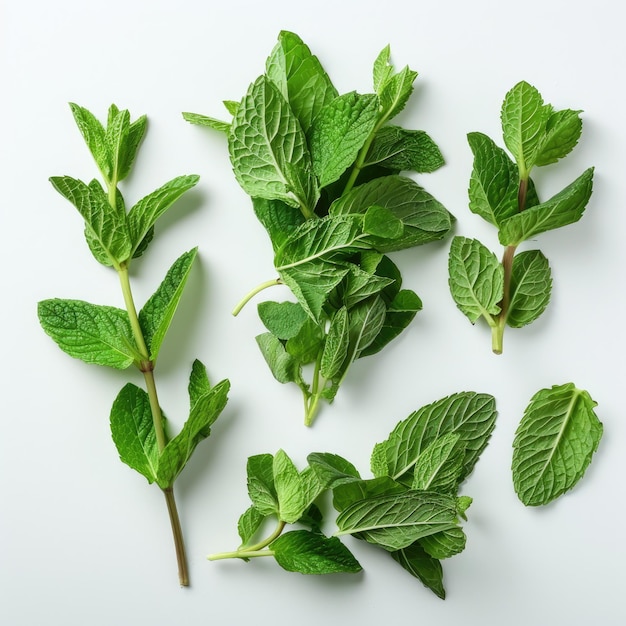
[498,167,594,246]
[274,450,307,523]
[535,109,583,167]
[117,113,147,182]
[238,506,266,546]
[271,531,362,574]
[379,65,418,122]
[69,103,111,181]
[139,248,198,361]
[285,318,324,364]
[256,332,301,384]
[258,301,308,340]
[339,265,395,310]
[512,383,603,506]
[182,112,230,133]
[448,236,504,325]
[106,105,131,183]
[390,542,445,599]
[38,299,136,369]
[247,454,279,516]
[506,250,552,328]
[110,383,159,483]
[373,45,393,93]
[347,295,387,363]
[320,307,350,379]
[188,358,211,408]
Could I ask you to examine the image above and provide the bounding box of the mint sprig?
[186,30,453,425]
[38,104,230,586]
[448,81,594,353]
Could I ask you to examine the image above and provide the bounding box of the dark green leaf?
[347,295,387,364]
[258,301,308,340]
[188,359,211,409]
[390,542,445,599]
[363,204,404,239]
[535,109,583,166]
[332,476,406,512]
[338,265,395,310]
[252,197,305,252]
[411,433,464,494]
[419,526,467,559]
[307,452,361,490]
[506,250,552,328]
[285,318,324,364]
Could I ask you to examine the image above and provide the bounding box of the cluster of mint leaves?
[448,81,594,353]
[37,104,230,586]
[208,392,497,599]
[185,31,454,426]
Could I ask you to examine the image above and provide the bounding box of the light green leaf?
[139,248,197,361]
[271,531,362,574]
[106,105,131,183]
[379,65,418,122]
[238,506,265,546]
[188,359,211,409]
[330,175,453,253]
[501,80,552,176]
[512,383,603,506]
[247,454,279,516]
[117,112,147,182]
[299,466,326,511]
[223,100,239,116]
[535,109,583,167]
[309,92,379,188]
[363,204,404,240]
[110,383,159,483]
[364,126,444,174]
[419,526,467,559]
[274,450,307,523]
[338,265,395,310]
[506,250,552,328]
[307,452,361,490]
[448,236,504,325]
[371,392,497,486]
[182,111,230,133]
[127,175,200,256]
[320,307,350,379]
[38,298,136,369]
[228,75,319,215]
[411,433,464,494]
[467,132,519,226]
[265,30,338,133]
[390,542,445,599]
[498,168,594,246]
[256,332,301,384]
[258,301,308,340]
[335,490,459,550]
[347,295,387,364]
[69,103,111,181]
[156,379,230,488]
[373,45,393,93]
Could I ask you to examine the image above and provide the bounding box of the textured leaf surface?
[271,531,362,574]
[390,542,445,599]
[320,307,350,379]
[247,454,279,516]
[411,433,464,494]
[419,526,467,559]
[512,383,602,506]
[258,301,308,340]
[256,332,300,384]
[237,506,265,546]
[506,250,552,328]
[307,452,361,490]
[535,109,583,166]
[378,65,418,122]
[38,299,135,369]
[448,236,504,325]
[274,450,307,523]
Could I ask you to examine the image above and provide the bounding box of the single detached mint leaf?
[535,109,583,167]
[38,299,136,369]
[467,132,519,226]
[256,332,301,384]
[309,92,379,188]
[390,542,445,599]
[498,167,594,246]
[506,250,552,328]
[448,236,504,325]
[182,112,231,133]
[110,383,159,483]
[258,301,308,340]
[265,30,338,134]
[247,454,279,516]
[238,506,266,546]
[372,392,497,486]
[512,383,603,506]
[139,248,197,361]
[501,80,551,176]
[273,450,307,523]
[271,531,362,574]
[228,75,319,216]
[335,490,459,550]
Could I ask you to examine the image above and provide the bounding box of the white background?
[2,1,624,624]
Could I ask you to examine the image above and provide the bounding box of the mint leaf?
[340,265,395,310]
[307,452,361,490]
[252,197,306,251]
[247,454,279,516]
[320,307,350,379]
[110,383,159,483]
[228,75,319,216]
[332,476,406,513]
[411,433,464,494]
[372,45,393,93]
[535,109,583,166]
[390,543,445,599]
[271,531,362,574]
[117,111,147,182]
[274,450,307,523]
[265,30,338,133]
[379,65,418,122]
[512,383,603,506]
[238,506,265,546]
[258,301,308,340]
[448,236,504,325]
[363,204,404,240]
[347,295,387,364]
[182,112,231,133]
[506,250,552,328]
[309,92,379,188]
[498,167,594,246]
[38,299,136,369]
[188,358,211,408]
[139,248,197,361]
[69,103,111,181]
[106,105,131,183]
[419,526,467,559]
[256,332,301,384]
[285,318,324,364]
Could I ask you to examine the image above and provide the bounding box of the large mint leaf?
[535,109,583,167]
[156,379,230,488]
[247,454,279,516]
[364,125,444,174]
[506,250,552,328]
[467,132,519,226]
[512,383,602,506]
[273,450,307,523]
[126,175,199,256]
[501,81,552,175]
[265,31,338,133]
[110,383,159,483]
[335,490,459,550]
[329,175,453,252]
[498,167,594,246]
[390,542,445,599]
[309,92,379,188]
[50,176,132,265]
[371,392,497,486]
[228,75,319,216]
[271,531,362,574]
[448,236,504,325]
[38,298,136,369]
[138,248,197,361]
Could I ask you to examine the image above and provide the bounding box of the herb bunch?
[37,104,230,585]
[448,81,594,353]
[208,392,497,599]
[186,31,454,425]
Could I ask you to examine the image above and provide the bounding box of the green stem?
[163,487,189,586]
[208,520,286,561]
[304,354,326,427]
[232,278,282,316]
